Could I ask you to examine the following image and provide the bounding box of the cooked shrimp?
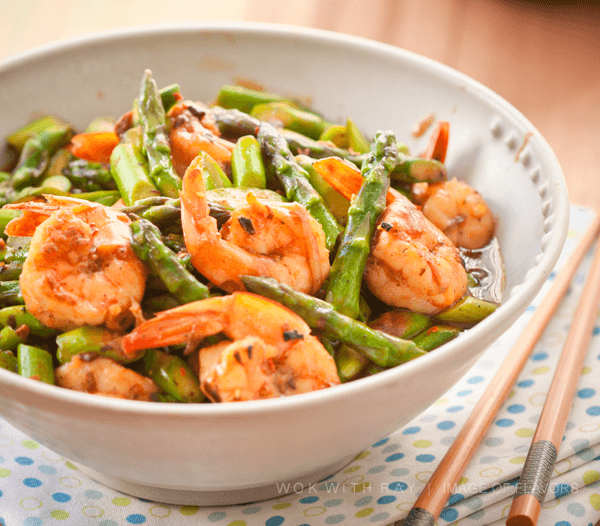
[413,178,495,249]
[5,196,147,330]
[365,189,468,315]
[56,354,158,400]
[181,155,330,295]
[168,100,236,175]
[122,292,340,402]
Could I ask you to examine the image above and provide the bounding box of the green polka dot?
[413,440,432,448]
[458,477,468,485]
[582,366,591,375]
[583,470,600,485]
[355,507,374,517]
[112,497,131,506]
[343,466,361,474]
[228,521,246,526]
[351,482,370,493]
[533,366,550,374]
[515,428,534,437]
[50,510,69,520]
[434,398,448,406]
[272,502,291,510]
[22,440,39,449]
[64,461,78,470]
[590,493,600,511]
[354,451,370,460]
[510,456,526,464]
[508,390,515,398]
[179,506,200,516]
[0,468,11,478]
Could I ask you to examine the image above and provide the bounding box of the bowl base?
[72,454,356,506]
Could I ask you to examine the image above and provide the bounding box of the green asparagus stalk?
[281,129,367,166]
[0,306,56,337]
[62,158,116,192]
[412,324,461,351]
[130,219,210,304]
[196,152,232,190]
[56,326,141,364]
[433,295,498,324]
[0,209,22,237]
[0,281,24,307]
[251,102,327,140]
[231,136,267,188]
[215,85,290,114]
[11,127,71,189]
[391,153,447,184]
[0,325,27,350]
[44,147,72,178]
[326,131,397,319]
[85,117,116,133]
[142,293,181,313]
[336,344,370,382]
[159,83,181,113]
[138,70,182,198]
[0,262,22,281]
[319,125,348,148]
[110,142,160,205]
[369,309,433,340]
[143,349,203,403]
[241,275,425,367]
[7,115,67,152]
[0,350,17,372]
[346,118,370,154]
[17,344,55,384]
[258,122,341,250]
[296,155,350,225]
[209,106,261,139]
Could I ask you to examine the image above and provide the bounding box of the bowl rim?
[0,21,569,417]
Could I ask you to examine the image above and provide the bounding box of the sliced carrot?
[312,157,398,206]
[68,131,120,164]
[420,121,449,163]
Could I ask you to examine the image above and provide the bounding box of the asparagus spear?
[412,324,461,351]
[0,350,17,372]
[159,83,181,113]
[251,102,327,140]
[281,129,367,166]
[130,219,210,305]
[209,106,261,139]
[336,344,370,382]
[0,209,22,237]
[0,325,28,350]
[7,115,66,152]
[326,130,397,319]
[62,158,116,192]
[241,276,425,367]
[11,127,71,189]
[231,136,267,188]
[215,85,290,114]
[138,70,182,198]
[56,326,141,364]
[257,122,341,250]
[196,152,232,190]
[346,118,370,154]
[0,262,22,281]
[110,142,160,205]
[319,125,348,148]
[143,349,203,403]
[17,344,55,384]
[0,306,56,337]
[433,295,498,324]
[0,281,24,307]
[391,153,447,184]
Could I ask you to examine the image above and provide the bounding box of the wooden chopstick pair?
[403,212,600,526]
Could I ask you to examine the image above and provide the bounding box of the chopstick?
[507,223,600,526]
[403,211,600,526]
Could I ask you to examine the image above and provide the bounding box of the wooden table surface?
[2,0,598,208]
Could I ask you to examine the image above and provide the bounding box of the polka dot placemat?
[1,204,600,526]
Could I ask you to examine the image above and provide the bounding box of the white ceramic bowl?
[0,23,568,505]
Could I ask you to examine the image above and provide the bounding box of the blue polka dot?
[0,456,4,464]
[532,352,548,361]
[299,496,319,504]
[207,512,226,522]
[390,468,409,476]
[495,418,514,427]
[369,513,389,522]
[578,388,596,399]
[518,380,534,388]
[554,522,571,526]
[325,515,345,524]
[38,465,56,475]
[468,376,484,384]
[440,508,459,522]
[402,427,420,435]
[385,453,405,462]
[137,498,152,503]
[23,478,42,488]
[85,489,103,499]
[99,521,118,526]
[126,515,147,525]
[323,499,343,508]
[526,305,535,312]
[485,437,504,447]
[416,454,435,463]
[446,406,463,413]
[377,496,396,504]
[15,456,34,465]
[265,517,285,526]
[554,483,572,498]
[388,482,408,491]
[507,404,526,414]
[23,519,42,526]
[242,507,261,514]
[367,465,386,474]
[594,327,600,336]
[586,406,600,416]
[479,456,499,464]
[52,492,71,503]
[320,474,335,482]
[354,496,372,506]
[457,390,471,397]
[448,494,464,505]
[372,438,389,447]
[566,502,585,517]
[437,420,456,430]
